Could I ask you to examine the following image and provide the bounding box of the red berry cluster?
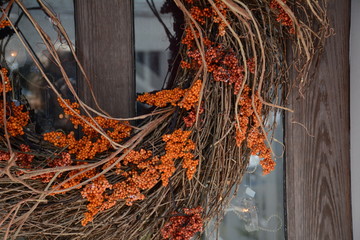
[183,0,228,39]
[16,144,34,169]
[161,206,204,240]
[183,105,204,127]
[31,152,72,183]
[0,145,36,176]
[186,45,255,94]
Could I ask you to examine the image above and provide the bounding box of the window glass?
[134,0,174,93]
[204,112,285,240]
[0,0,75,133]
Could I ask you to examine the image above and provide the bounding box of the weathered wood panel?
[285,1,352,239]
[74,0,134,117]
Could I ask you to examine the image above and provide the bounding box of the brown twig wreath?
[0,0,329,239]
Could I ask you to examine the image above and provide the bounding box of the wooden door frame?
[74,0,135,118]
[285,0,352,239]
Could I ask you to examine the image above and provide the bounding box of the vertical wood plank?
[285,1,352,239]
[74,0,134,117]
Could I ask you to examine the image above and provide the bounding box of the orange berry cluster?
[180,2,226,51]
[246,92,275,174]
[137,81,203,127]
[80,130,198,225]
[235,86,253,146]
[0,20,11,29]
[247,128,275,175]
[5,103,30,136]
[105,149,161,206]
[190,6,211,25]
[81,175,112,226]
[161,129,198,182]
[234,85,276,174]
[137,80,202,113]
[51,167,97,195]
[0,101,30,137]
[179,2,259,96]
[161,206,203,240]
[58,99,132,143]
[178,80,202,110]
[0,68,12,93]
[187,0,228,38]
[43,99,131,160]
[0,68,29,137]
[81,150,158,225]
[270,0,295,34]
[181,26,200,49]
[212,0,228,36]
[101,156,121,173]
[101,159,160,209]
[137,88,185,107]
[8,103,29,136]
[181,60,191,69]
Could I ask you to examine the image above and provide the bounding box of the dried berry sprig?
[161,206,204,240]
[80,129,198,225]
[270,0,295,34]
[44,99,132,160]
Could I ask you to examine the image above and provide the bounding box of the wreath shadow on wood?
[0,0,329,239]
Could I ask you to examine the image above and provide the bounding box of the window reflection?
[204,112,285,240]
[0,0,75,133]
[134,0,173,93]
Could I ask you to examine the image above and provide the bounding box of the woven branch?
[0,0,329,239]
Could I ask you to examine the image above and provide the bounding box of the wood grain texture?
[285,1,352,239]
[74,0,134,117]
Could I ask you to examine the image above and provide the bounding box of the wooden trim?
[74,0,135,117]
[285,1,352,239]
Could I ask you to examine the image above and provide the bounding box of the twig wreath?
[0,0,329,239]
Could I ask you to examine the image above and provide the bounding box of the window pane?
[1,0,75,133]
[134,0,174,94]
[204,112,285,240]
